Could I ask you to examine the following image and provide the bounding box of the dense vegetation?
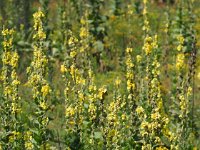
[0,0,200,149]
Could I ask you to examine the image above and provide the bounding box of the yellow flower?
[197,72,200,79]
[12,80,20,86]
[78,92,84,101]
[98,86,107,99]
[177,45,183,51]
[10,52,19,67]
[66,106,75,117]
[60,64,67,73]
[126,47,132,53]
[127,80,135,91]
[151,111,161,120]
[42,116,49,125]
[143,0,147,4]
[177,35,184,44]
[80,27,88,38]
[24,131,34,150]
[39,101,47,110]
[41,84,51,97]
[136,55,142,63]
[70,51,77,58]
[121,114,126,120]
[115,78,121,86]
[176,53,185,70]
[141,121,148,129]
[80,18,86,25]
[136,106,144,115]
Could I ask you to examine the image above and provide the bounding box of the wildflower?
[70,51,77,58]
[136,106,144,115]
[176,53,185,70]
[80,27,89,38]
[41,84,51,97]
[151,111,161,120]
[65,106,75,117]
[1,28,22,147]
[24,131,34,150]
[27,9,50,147]
[126,47,132,53]
[115,78,121,86]
[98,86,107,99]
[33,9,46,40]
[121,114,126,120]
[39,101,47,110]
[60,64,67,73]
[177,35,184,45]
[136,55,142,63]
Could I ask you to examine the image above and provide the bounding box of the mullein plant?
[170,0,197,148]
[0,28,23,149]
[113,78,132,149]
[86,70,107,149]
[26,9,51,149]
[124,47,139,148]
[104,77,130,149]
[80,15,107,149]
[172,33,191,150]
[105,82,121,150]
[185,0,198,144]
[61,13,109,149]
[61,30,81,149]
[135,0,171,149]
[169,0,186,132]
[83,27,108,149]
[61,29,92,149]
[137,34,171,150]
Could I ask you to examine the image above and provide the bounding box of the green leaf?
[94,132,102,139]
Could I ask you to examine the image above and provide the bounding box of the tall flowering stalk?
[61,30,84,149]
[0,28,23,149]
[125,47,139,148]
[135,0,172,149]
[105,93,121,149]
[174,33,193,149]
[26,9,51,149]
[137,34,171,149]
[105,78,129,149]
[86,69,107,149]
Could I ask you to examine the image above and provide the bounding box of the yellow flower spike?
[1,28,22,146]
[10,52,19,68]
[32,9,46,40]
